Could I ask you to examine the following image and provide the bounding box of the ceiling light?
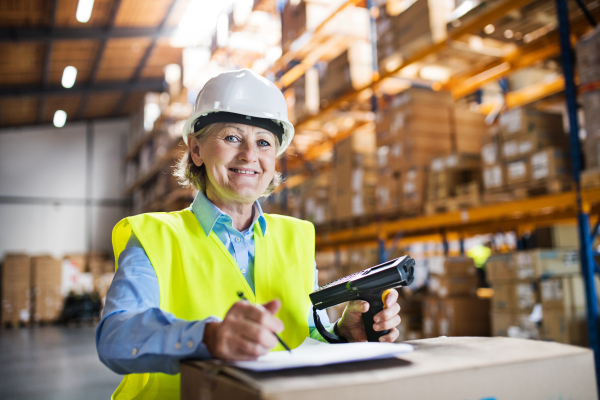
[484,24,495,34]
[61,66,77,88]
[504,29,514,39]
[53,110,67,128]
[164,64,181,84]
[76,0,95,23]
[419,65,451,83]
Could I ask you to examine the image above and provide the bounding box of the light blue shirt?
[96,191,331,375]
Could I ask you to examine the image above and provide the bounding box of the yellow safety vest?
[109,209,315,400]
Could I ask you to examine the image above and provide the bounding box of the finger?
[378,328,400,343]
[237,303,284,333]
[374,314,401,331]
[230,335,270,360]
[374,303,401,322]
[385,289,399,307]
[262,299,281,315]
[238,320,279,348]
[347,300,369,314]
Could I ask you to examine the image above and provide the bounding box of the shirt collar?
[190,191,267,237]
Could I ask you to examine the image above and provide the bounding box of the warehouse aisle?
[0,326,122,400]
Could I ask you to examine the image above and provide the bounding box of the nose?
[238,140,258,163]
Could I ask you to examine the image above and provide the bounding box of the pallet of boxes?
[578,26,600,188]
[375,88,455,217]
[482,108,572,203]
[332,130,378,223]
[423,256,490,338]
[1,254,32,327]
[488,225,593,345]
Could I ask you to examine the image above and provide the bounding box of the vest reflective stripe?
[110,210,315,400]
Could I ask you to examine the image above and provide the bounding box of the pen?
[237,291,292,353]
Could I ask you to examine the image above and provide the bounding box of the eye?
[257,139,271,147]
[224,135,240,143]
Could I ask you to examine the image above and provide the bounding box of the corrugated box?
[498,108,564,140]
[31,255,63,322]
[505,158,530,185]
[453,108,487,155]
[487,253,540,283]
[181,337,598,400]
[428,275,478,297]
[436,297,490,336]
[482,164,504,190]
[491,280,538,311]
[422,296,439,338]
[399,166,427,212]
[491,310,539,338]
[532,225,578,249]
[530,147,571,181]
[427,256,477,277]
[1,253,32,325]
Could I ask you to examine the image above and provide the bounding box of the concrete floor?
[0,325,123,400]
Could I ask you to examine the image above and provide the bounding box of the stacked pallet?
[487,225,589,345]
[375,88,454,215]
[1,254,32,327]
[31,256,63,323]
[423,256,490,337]
[482,108,571,202]
[332,131,377,221]
[425,153,481,214]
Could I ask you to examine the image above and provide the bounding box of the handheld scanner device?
[310,255,415,343]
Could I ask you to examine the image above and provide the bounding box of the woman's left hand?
[336,288,401,343]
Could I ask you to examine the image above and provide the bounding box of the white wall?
[0,119,130,260]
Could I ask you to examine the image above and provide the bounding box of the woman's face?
[190,123,277,206]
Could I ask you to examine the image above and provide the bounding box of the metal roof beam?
[38,0,59,124]
[0,26,178,42]
[0,79,165,98]
[113,0,182,115]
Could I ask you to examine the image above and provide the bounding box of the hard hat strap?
[193,111,284,144]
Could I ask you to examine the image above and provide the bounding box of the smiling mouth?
[229,168,259,175]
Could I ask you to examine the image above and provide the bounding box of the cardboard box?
[181,337,598,400]
[436,297,490,336]
[453,108,487,155]
[521,249,580,276]
[487,253,540,283]
[491,310,539,338]
[400,166,427,211]
[542,307,587,346]
[498,108,564,140]
[482,164,504,190]
[540,274,586,310]
[491,280,538,311]
[532,225,578,249]
[576,25,600,85]
[505,158,530,185]
[530,147,571,181]
[375,169,401,213]
[31,255,63,322]
[427,256,477,277]
[422,296,439,338]
[428,275,478,297]
[1,254,32,324]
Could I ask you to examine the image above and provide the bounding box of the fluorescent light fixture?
[419,65,451,83]
[76,0,95,23]
[61,66,77,88]
[53,110,67,128]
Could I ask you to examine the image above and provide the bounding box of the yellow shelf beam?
[315,187,600,249]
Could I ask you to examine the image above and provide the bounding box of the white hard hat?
[182,69,294,156]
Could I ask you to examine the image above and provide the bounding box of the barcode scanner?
[309,255,415,343]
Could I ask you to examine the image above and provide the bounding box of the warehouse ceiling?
[0,0,192,128]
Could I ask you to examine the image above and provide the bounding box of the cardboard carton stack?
[577,26,600,169]
[375,88,454,215]
[483,108,571,202]
[301,172,332,225]
[423,256,490,338]
[453,108,488,155]
[31,256,63,323]
[318,43,372,109]
[376,0,447,75]
[425,153,481,214]
[286,69,320,125]
[487,253,540,339]
[1,254,31,326]
[333,131,377,221]
[281,0,307,54]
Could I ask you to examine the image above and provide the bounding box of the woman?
[96,69,401,400]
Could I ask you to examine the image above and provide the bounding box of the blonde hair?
[173,122,282,196]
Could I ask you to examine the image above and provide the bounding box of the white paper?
[229,337,414,371]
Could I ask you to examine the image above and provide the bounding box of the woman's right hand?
[203,299,283,361]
